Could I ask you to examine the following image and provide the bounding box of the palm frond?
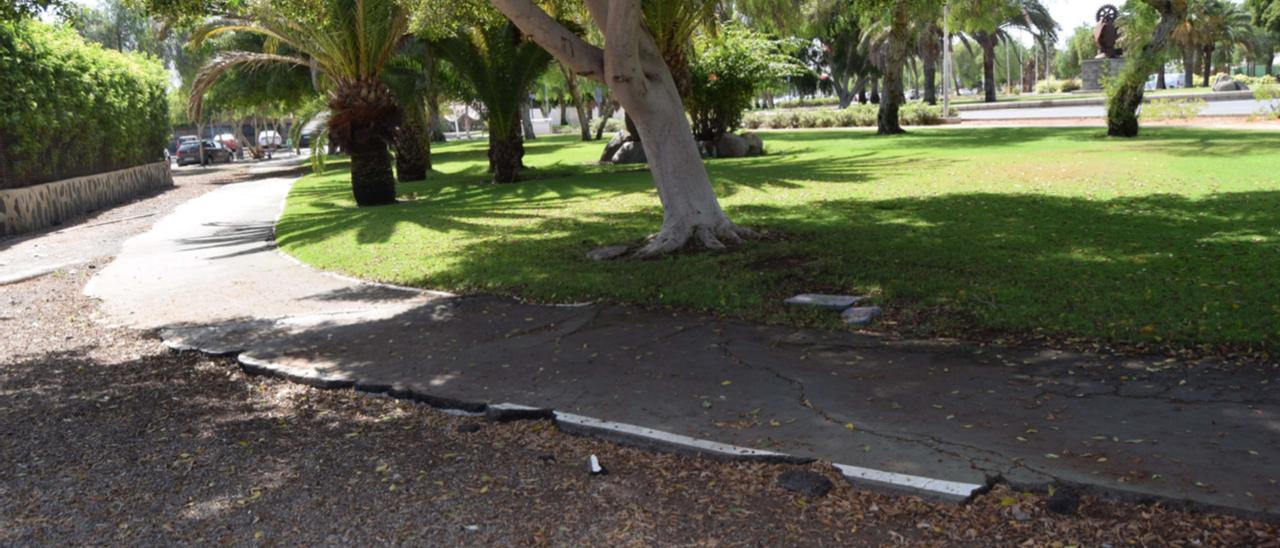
[189,51,314,121]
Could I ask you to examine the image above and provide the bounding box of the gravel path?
[2,164,1278,545]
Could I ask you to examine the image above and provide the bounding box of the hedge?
[742,103,954,130]
[0,20,168,189]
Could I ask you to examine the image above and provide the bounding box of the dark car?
[176,140,233,166]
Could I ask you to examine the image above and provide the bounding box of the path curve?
[87,173,1280,520]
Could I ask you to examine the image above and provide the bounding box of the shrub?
[742,103,951,129]
[1060,79,1082,92]
[1254,83,1280,119]
[1139,98,1207,121]
[687,25,801,141]
[0,20,168,189]
[773,96,841,109]
[1035,79,1063,94]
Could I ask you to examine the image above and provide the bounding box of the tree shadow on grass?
[411,190,1280,346]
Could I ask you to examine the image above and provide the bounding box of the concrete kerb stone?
[176,327,994,503]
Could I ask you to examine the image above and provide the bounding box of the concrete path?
[87,175,1280,519]
[961,99,1268,120]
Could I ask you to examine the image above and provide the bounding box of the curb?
[954,90,1255,112]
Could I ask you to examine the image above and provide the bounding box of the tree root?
[633,219,756,259]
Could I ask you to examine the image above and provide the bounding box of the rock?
[599,131,628,163]
[588,454,607,475]
[456,423,481,433]
[1212,75,1247,92]
[587,245,630,261]
[784,294,865,311]
[776,470,833,498]
[841,306,883,326]
[611,141,647,164]
[714,133,750,158]
[741,132,764,156]
[1046,486,1080,515]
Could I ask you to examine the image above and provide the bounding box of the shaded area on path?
[86,169,1280,520]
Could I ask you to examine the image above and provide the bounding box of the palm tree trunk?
[923,54,938,105]
[982,36,998,103]
[1202,46,1213,87]
[489,120,524,183]
[349,134,397,205]
[394,105,430,182]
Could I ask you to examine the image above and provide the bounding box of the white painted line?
[554,412,792,459]
[833,462,983,499]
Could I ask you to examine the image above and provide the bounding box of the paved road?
[961,99,1269,120]
[87,174,1280,518]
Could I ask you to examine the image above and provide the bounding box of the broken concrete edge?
[162,332,1280,523]
[163,330,991,503]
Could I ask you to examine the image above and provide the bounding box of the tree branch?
[489,0,605,80]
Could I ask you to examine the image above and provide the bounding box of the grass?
[277,128,1280,349]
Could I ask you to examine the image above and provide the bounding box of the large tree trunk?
[427,86,447,142]
[522,97,537,140]
[594,96,615,140]
[1156,68,1166,89]
[329,78,400,205]
[981,35,998,103]
[833,75,854,108]
[869,78,880,104]
[492,0,749,256]
[923,55,938,105]
[1106,0,1183,138]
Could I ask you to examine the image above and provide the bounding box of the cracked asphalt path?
[87,174,1280,520]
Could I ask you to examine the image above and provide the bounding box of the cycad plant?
[430,21,552,183]
[190,0,408,206]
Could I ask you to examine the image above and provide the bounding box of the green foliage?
[1054,25,1097,79]
[1139,97,1207,120]
[1035,77,1083,94]
[686,25,802,140]
[742,104,953,129]
[1250,0,1280,32]
[1254,81,1280,117]
[0,19,168,188]
[429,20,553,139]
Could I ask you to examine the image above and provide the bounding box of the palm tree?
[190,0,408,206]
[430,21,552,183]
[1196,0,1252,85]
[382,38,434,182]
[960,0,1058,103]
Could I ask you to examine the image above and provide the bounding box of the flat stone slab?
[841,306,883,326]
[784,294,865,310]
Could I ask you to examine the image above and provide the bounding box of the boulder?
[1212,75,1248,92]
[599,131,629,163]
[841,306,883,326]
[611,141,647,164]
[714,133,750,158]
[741,132,765,156]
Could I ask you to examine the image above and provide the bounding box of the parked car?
[213,133,239,154]
[175,140,233,166]
[257,130,284,150]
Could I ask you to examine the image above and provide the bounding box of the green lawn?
[277,128,1280,348]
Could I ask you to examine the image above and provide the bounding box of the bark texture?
[1106,0,1184,138]
[979,34,998,103]
[491,0,750,257]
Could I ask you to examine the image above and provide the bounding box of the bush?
[773,96,840,109]
[1060,78,1082,93]
[1035,79,1063,94]
[1254,83,1280,119]
[687,26,800,141]
[0,20,168,189]
[741,103,952,129]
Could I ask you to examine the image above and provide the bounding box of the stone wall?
[1081,58,1128,91]
[0,162,172,236]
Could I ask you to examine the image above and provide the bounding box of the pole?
[942,1,951,117]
